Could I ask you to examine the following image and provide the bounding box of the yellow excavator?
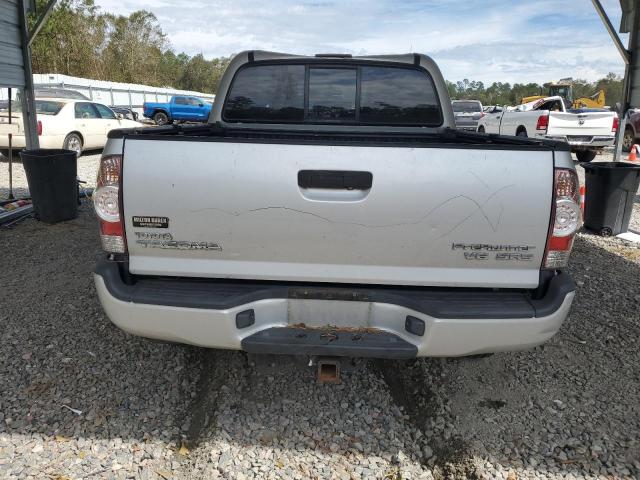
[521,80,606,109]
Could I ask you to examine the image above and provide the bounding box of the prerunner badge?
[132,216,169,229]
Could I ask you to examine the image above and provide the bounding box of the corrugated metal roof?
[0,0,25,88]
[32,73,217,99]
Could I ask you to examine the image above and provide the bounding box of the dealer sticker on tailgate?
[132,216,169,229]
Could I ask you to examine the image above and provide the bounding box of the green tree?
[102,11,167,85]
[177,54,231,93]
[445,80,457,100]
[29,1,230,93]
[596,72,623,107]
[30,0,107,78]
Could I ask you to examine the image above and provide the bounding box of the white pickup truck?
[477,96,618,162]
[93,51,578,360]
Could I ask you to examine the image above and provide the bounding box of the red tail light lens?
[543,168,580,269]
[37,120,42,136]
[612,116,619,133]
[536,114,549,131]
[94,154,125,253]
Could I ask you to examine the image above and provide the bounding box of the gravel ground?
[0,148,639,479]
[0,206,200,479]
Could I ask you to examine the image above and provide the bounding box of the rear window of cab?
[222,63,443,127]
[452,101,482,113]
[8,100,65,115]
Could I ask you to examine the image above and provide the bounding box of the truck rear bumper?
[94,260,575,358]
[454,124,478,131]
[537,134,615,148]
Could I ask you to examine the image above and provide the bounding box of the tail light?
[543,168,580,269]
[536,114,549,131]
[479,112,485,118]
[612,116,619,133]
[94,154,125,254]
[37,120,42,135]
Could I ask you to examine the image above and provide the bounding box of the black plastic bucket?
[20,149,78,224]
[581,162,640,236]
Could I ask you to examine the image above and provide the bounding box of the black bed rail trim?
[95,260,574,319]
[109,125,568,151]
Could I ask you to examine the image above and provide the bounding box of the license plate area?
[567,136,593,143]
[287,299,372,328]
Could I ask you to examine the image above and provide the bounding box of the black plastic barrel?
[20,149,78,224]
[581,162,640,236]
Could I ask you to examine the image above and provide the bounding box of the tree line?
[447,74,623,107]
[29,0,230,94]
[29,0,624,105]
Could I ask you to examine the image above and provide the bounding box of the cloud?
[94,0,627,83]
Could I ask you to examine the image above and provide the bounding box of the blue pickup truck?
[142,96,212,125]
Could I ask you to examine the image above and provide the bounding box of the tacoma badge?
[136,239,222,251]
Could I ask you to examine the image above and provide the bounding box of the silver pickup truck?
[93,51,578,360]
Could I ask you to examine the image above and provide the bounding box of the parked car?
[110,106,139,121]
[93,51,578,362]
[622,109,640,152]
[477,96,617,162]
[142,96,212,125]
[451,99,484,131]
[0,88,89,113]
[0,98,146,157]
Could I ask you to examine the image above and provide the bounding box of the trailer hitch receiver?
[317,357,341,384]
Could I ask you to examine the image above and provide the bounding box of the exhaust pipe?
[317,357,341,384]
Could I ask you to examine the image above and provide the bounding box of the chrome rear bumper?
[94,260,575,357]
[538,134,615,148]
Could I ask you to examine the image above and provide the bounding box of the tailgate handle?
[298,170,373,190]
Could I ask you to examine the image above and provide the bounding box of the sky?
[94,0,628,85]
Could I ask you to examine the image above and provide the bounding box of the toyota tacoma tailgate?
[122,135,553,288]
